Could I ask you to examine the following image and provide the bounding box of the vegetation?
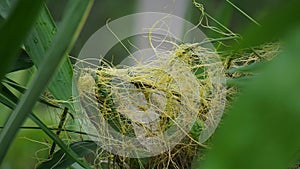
[0,0,299,168]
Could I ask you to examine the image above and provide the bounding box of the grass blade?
[225,0,260,26]
[30,113,92,169]
[2,77,61,109]
[0,1,76,111]
[0,87,93,168]
[0,0,43,82]
[0,0,94,166]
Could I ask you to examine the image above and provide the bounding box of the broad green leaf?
[23,5,75,111]
[0,0,94,167]
[37,141,98,169]
[0,1,75,111]
[0,0,43,82]
[196,29,300,169]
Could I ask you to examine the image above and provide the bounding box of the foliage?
[0,0,299,169]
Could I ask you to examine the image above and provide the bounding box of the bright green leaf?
[23,5,75,111]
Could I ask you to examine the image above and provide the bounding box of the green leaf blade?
[0,0,94,167]
[37,141,98,169]
[24,4,74,110]
[0,0,43,81]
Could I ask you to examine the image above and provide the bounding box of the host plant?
[0,0,299,169]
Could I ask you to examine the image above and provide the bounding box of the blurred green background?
[1,0,299,168]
